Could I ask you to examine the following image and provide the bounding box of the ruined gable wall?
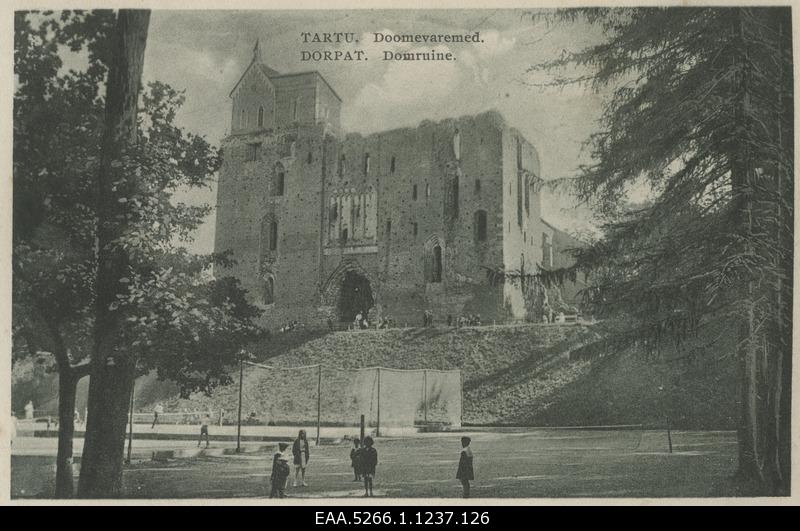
[217,105,543,328]
[501,124,543,320]
[319,111,509,326]
[230,66,275,134]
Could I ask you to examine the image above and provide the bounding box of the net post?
[423,369,428,424]
[459,370,464,429]
[666,415,673,453]
[316,364,322,446]
[376,367,381,437]
[125,383,135,464]
[236,357,243,453]
[360,414,365,442]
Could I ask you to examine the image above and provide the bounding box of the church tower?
[228,39,342,136]
[215,41,342,324]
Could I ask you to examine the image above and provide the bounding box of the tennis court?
[108,428,739,498]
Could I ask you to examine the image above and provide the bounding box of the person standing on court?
[456,436,474,498]
[198,413,211,448]
[350,437,362,481]
[151,402,163,428]
[269,442,291,498]
[292,429,310,487]
[361,436,378,497]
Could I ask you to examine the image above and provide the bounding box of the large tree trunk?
[77,9,150,499]
[763,7,793,496]
[732,8,792,496]
[55,369,77,498]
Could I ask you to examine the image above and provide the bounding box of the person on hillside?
[151,403,163,428]
[269,442,291,498]
[350,438,363,482]
[361,436,378,497]
[24,400,34,420]
[292,429,310,487]
[456,436,474,498]
[198,414,211,448]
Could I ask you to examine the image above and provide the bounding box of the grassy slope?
[527,327,739,429]
[160,323,737,428]
[14,323,737,429]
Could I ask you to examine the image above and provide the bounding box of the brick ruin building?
[214,43,582,328]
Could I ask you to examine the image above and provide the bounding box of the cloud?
[343,33,470,133]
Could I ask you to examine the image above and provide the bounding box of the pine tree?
[517,7,791,494]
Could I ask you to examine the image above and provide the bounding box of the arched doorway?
[337,270,374,322]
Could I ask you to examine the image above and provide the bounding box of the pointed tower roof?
[229,39,280,97]
[253,38,262,63]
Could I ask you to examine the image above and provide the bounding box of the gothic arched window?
[260,215,278,265]
[424,237,444,283]
[524,176,530,214]
[258,106,264,128]
[338,154,346,177]
[432,245,443,283]
[263,277,274,305]
[445,169,459,221]
[269,220,278,251]
[542,233,553,269]
[474,210,487,242]
[275,163,285,196]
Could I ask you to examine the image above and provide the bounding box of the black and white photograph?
[3,1,795,502]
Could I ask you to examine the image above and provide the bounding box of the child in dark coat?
[456,436,474,498]
[361,436,378,497]
[350,438,362,481]
[269,442,291,498]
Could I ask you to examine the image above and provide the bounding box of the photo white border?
[1,0,797,506]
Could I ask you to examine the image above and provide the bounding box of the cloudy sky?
[140,9,609,253]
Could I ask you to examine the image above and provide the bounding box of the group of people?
[422,309,435,327]
[269,432,475,499]
[353,311,370,330]
[449,313,482,327]
[269,429,313,498]
[541,304,581,324]
[348,436,379,497]
[376,316,395,329]
[347,311,397,331]
[279,320,304,333]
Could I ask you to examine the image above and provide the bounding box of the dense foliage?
[13,10,263,496]
[505,7,792,494]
